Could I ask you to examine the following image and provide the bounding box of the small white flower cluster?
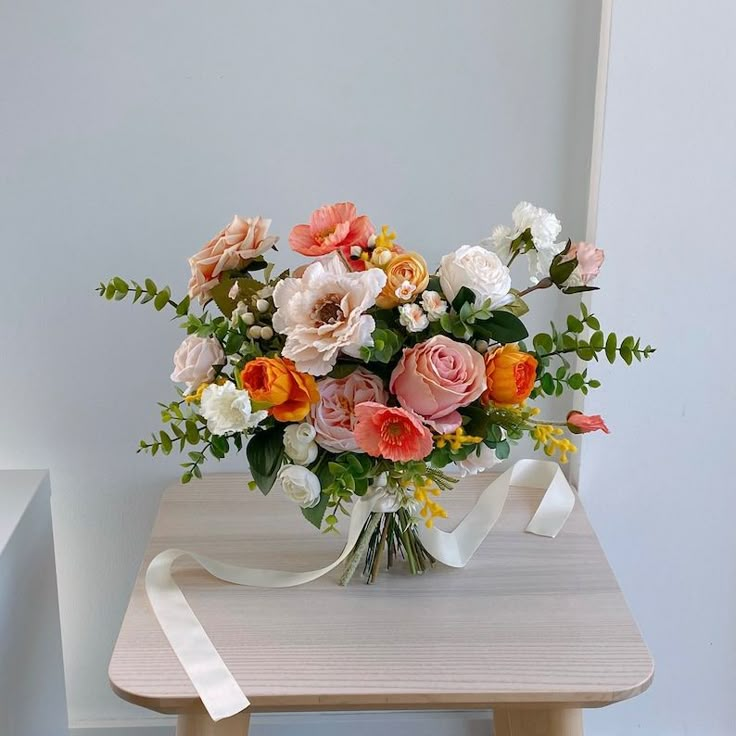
[397,290,448,333]
[482,201,564,284]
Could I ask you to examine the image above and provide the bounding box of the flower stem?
[339,512,381,586]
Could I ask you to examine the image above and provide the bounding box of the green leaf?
[576,346,595,361]
[176,295,191,316]
[533,333,554,354]
[540,373,555,395]
[145,278,157,295]
[590,330,604,350]
[185,421,199,444]
[549,250,577,286]
[301,491,330,529]
[620,345,633,365]
[568,373,584,389]
[566,315,584,333]
[154,287,171,311]
[586,315,601,330]
[474,311,528,343]
[451,286,477,313]
[208,276,265,318]
[494,440,510,460]
[159,431,172,454]
[246,425,285,495]
[605,332,618,363]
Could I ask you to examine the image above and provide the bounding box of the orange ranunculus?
[482,344,538,406]
[240,357,319,422]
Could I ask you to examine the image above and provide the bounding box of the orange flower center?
[514,361,535,394]
[381,418,407,445]
[315,226,337,243]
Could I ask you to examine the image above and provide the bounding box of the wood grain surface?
[108,472,653,714]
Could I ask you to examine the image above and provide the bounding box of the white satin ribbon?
[145,459,575,721]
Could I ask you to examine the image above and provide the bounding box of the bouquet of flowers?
[100,201,653,584]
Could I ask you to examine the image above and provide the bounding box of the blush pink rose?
[390,335,486,433]
[353,402,433,462]
[310,368,388,453]
[188,215,278,303]
[288,202,374,259]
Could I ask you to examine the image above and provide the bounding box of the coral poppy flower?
[353,402,433,462]
[288,202,374,258]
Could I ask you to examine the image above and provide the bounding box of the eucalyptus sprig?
[97,277,190,316]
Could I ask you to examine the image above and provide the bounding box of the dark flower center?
[313,294,344,325]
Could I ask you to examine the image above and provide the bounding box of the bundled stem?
[339,510,435,586]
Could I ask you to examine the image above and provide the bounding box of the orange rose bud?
[240,357,319,422]
[482,343,538,406]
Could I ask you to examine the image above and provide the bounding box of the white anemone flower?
[272,256,387,376]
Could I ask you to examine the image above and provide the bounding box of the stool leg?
[176,710,251,736]
[493,707,583,736]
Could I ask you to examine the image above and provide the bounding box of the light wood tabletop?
[109,472,653,735]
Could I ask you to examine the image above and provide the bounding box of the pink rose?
[288,202,374,259]
[390,335,486,433]
[564,241,604,287]
[188,215,278,304]
[310,368,388,452]
[170,335,225,392]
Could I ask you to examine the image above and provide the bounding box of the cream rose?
[170,335,225,392]
[439,245,512,308]
[278,465,321,508]
[188,215,278,304]
[283,423,319,465]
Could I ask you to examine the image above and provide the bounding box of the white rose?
[283,423,319,465]
[439,245,512,308]
[279,465,321,508]
[398,303,429,333]
[170,335,225,392]
[451,443,501,478]
[420,290,448,321]
[200,383,268,436]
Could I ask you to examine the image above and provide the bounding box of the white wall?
[580,1,736,734]
[0,0,600,727]
[0,472,68,736]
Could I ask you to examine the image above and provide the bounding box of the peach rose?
[240,357,319,422]
[482,344,537,406]
[170,335,225,392]
[288,202,374,258]
[390,335,486,433]
[375,252,430,309]
[310,368,388,453]
[563,241,605,287]
[188,215,278,304]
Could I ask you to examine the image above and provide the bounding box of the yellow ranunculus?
[375,252,429,309]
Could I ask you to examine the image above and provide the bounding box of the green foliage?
[246,425,285,495]
[208,275,266,318]
[97,277,188,315]
[473,310,529,343]
[360,327,402,363]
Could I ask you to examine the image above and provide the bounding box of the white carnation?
[200,383,267,436]
[439,245,512,308]
[283,423,319,465]
[279,465,321,508]
[398,303,429,333]
[482,201,564,284]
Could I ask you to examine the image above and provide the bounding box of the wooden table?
[109,472,653,735]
